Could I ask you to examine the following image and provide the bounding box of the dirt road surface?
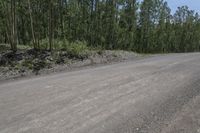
[1,53,200,133]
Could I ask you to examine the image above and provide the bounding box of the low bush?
[38,39,90,59]
[39,39,49,50]
[65,41,89,59]
[54,39,70,50]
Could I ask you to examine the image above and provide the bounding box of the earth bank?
[0,49,140,81]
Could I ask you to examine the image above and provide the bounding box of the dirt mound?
[0,50,139,81]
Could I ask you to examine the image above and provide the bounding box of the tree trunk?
[59,0,64,39]
[11,0,17,52]
[28,0,37,49]
[49,0,53,51]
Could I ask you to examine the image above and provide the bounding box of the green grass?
[1,39,90,54]
[0,44,31,52]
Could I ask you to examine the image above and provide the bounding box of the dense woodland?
[0,0,200,53]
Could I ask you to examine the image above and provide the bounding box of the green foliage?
[39,39,49,50]
[0,44,31,52]
[53,39,70,50]
[64,41,89,59]
[0,0,200,53]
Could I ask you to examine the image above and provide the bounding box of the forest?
[0,0,200,53]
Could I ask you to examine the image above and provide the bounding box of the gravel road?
[1,53,200,133]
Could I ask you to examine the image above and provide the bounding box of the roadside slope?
[0,50,139,81]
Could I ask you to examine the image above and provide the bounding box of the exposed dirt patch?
[0,50,140,81]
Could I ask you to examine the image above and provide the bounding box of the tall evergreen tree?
[0,0,200,53]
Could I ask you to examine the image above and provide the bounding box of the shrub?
[33,39,90,59]
[39,39,49,50]
[54,39,70,50]
[66,41,90,59]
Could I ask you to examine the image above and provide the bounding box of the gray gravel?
[0,53,200,133]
